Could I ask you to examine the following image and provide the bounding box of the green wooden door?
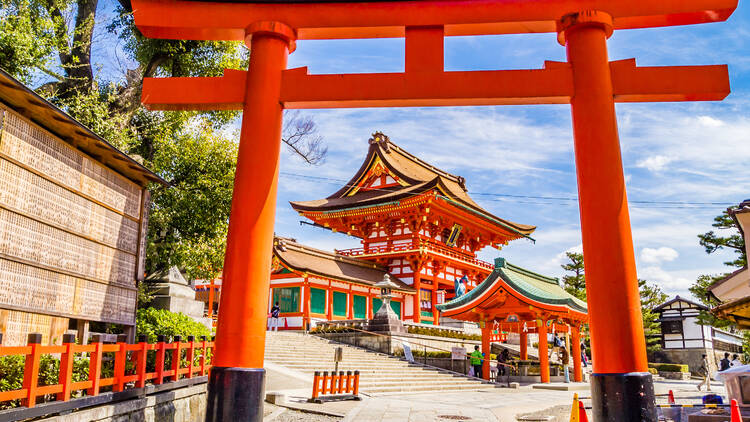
[272,287,300,313]
[310,288,326,315]
[353,295,367,319]
[333,291,348,317]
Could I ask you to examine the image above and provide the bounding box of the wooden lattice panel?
[0,209,136,287]
[0,109,141,218]
[0,309,68,346]
[0,159,139,254]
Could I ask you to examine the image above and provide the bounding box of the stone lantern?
[367,274,406,333]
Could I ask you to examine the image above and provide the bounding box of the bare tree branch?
[281,110,327,165]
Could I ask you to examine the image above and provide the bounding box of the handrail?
[0,333,214,409]
[336,240,495,270]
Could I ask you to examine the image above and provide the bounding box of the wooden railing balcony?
[336,240,494,271]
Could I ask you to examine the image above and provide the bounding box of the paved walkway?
[265,362,729,422]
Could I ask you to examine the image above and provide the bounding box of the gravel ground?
[272,410,342,421]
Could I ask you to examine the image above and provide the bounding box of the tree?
[561,251,586,300]
[0,2,326,278]
[639,279,669,352]
[690,207,744,327]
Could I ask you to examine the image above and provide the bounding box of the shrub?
[406,326,482,341]
[0,354,91,409]
[655,364,689,373]
[648,368,658,375]
[136,308,212,343]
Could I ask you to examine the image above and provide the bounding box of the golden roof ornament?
[368,131,391,153]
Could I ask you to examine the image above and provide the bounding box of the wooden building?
[270,237,414,330]
[0,69,166,346]
[287,132,535,325]
[654,296,743,374]
[710,199,750,328]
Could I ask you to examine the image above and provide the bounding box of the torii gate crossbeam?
[132,1,737,421]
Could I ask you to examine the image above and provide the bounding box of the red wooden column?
[367,290,374,320]
[431,261,442,325]
[206,22,295,422]
[347,286,354,319]
[519,330,528,361]
[207,278,216,321]
[538,319,549,383]
[303,277,311,329]
[413,268,422,324]
[572,324,583,382]
[560,10,654,419]
[481,323,491,381]
[326,285,333,320]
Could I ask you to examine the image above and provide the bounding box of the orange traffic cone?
[578,400,588,422]
[731,399,742,422]
[668,390,675,404]
[284,317,289,330]
[569,394,580,422]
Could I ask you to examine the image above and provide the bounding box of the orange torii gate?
[132,1,736,421]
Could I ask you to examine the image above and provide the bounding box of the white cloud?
[636,155,673,172]
[640,247,679,264]
[697,115,724,127]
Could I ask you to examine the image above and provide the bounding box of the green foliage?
[146,130,237,280]
[689,207,744,329]
[639,279,669,352]
[647,367,658,375]
[406,326,482,341]
[0,354,91,409]
[561,252,586,300]
[651,363,689,373]
[136,308,211,343]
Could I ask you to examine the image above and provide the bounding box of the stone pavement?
[264,363,730,422]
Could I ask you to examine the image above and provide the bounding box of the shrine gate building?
[271,132,535,326]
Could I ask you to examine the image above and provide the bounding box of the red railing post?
[353,370,360,396]
[22,333,42,408]
[88,335,104,397]
[113,337,127,392]
[186,336,195,378]
[155,335,166,385]
[321,371,329,395]
[345,370,352,393]
[311,371,320,399]
[135,335,148,388]
[171,336,182,381]
[199,336,207,376]
[339,371,346,394]
[57,334,76,400]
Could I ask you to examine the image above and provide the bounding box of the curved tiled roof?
[436,257,587,314]
[290,133,535,237]
[273,237,414,292]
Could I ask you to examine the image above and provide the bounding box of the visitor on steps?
[497,349,510,379]
[721,353,731,371]
[559,346,570,383]
[470,345,483,379]
[270,302,281,331]
[697,354,711,392]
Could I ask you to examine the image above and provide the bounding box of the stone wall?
[37,383,207,422]
[658,348,719,376]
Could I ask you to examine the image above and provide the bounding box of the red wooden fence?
[0,332,214,408]
[311,370,360,400]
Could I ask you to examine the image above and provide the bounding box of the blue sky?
[91,2,750,300]
[273,4,750,301]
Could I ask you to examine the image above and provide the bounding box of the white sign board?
[451,347,465,360]
[402,341,414,363]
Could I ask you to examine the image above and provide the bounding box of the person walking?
[731,354,743,367]
[697,354,711,391]
[270,301,281,331]
[720,352,731,371]
[497,348,510,379]
[580,340,588,368]
[559,346,570,383]
[470,345,483,379]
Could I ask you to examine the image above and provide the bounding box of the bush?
[650,363,688,373]
[136,308,212,343]
[1,354,91,409]
[406,326,482,341]
[648,368,658,375]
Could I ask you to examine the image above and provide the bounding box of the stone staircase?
[264,331,498,396]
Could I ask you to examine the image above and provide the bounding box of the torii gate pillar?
[561,12,653,419]
[205,22,294,422]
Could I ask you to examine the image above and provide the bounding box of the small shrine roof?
[290,133,535,237]
[273,237,414,292]
[436,257,587,320]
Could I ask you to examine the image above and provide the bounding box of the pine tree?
[561,252,586,300]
